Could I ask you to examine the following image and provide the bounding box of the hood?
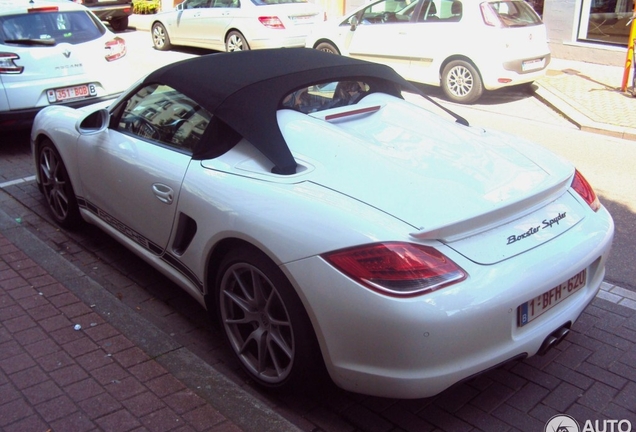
[278,95,575,243]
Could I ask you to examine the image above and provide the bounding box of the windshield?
[0,10,105,45]
[487,0,542,26]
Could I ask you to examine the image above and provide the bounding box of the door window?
[184,0,211,9]
[117,84,212,153]
[359,0,420,24]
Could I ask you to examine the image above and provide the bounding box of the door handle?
[152,183,174,204]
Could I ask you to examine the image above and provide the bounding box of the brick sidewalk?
[0,232,244,431]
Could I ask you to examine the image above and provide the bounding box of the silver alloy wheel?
[220,263,295,384]
[152,23,169,50]
[40,146,72,222]
[445,64,474,99]
[226,32,247,51]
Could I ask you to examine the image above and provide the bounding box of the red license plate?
[47,84,97,103]
[518,269,587,327]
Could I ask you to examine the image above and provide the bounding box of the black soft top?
[143,48,420,174]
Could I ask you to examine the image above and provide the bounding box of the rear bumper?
[481,53,552,90]
[89,5,133,20]
[0,94,119,131]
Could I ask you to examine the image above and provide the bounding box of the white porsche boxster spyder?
[30,48,614,399]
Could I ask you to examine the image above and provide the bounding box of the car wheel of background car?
[152,22,172,51]
[216,246,321,390]
[315,41,340,55]
[441,60,483,104]
[38,139,82,229]
[110,16,128,32]
[225,31,249,52]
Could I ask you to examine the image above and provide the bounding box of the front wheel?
[225,31,249,52]
[38,139,82,229]
[315,41,339,55]
[152,22,172,51]
[441,60,483,104]
[216,247,321,390]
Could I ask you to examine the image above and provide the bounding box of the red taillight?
[322,242,467,297]
[105,37,126,61]
[571,169,601,212]
[0,53,23,74]
[258,16,285,29]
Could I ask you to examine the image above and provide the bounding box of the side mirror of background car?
[350,16,359,31]
[76,108,110,135]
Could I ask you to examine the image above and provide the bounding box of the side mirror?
[76,108,109,135]
[350,16,359,31]
[177,2,184,10]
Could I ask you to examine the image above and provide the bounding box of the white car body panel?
[30,53,613,398]
[1,39,130,111]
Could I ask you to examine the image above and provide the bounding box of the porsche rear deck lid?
[143,49,420,175]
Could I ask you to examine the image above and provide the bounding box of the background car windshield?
[488,1,542,26]
[0,11,105,44]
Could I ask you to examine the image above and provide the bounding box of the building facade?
[541,0,634,66]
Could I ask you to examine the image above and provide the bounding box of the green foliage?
[133,0,160,14]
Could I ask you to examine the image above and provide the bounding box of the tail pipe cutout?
[538,322,571,356]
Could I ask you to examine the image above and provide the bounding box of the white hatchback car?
[150,0,323,52]
[0,0,129,130]
[306,0,550,103]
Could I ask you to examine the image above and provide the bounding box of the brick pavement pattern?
[0,233,240,432]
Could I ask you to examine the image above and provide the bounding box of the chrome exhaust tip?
[538,322,571,356]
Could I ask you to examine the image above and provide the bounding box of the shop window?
[578,0,634,45]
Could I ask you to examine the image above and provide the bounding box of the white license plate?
[522,58,545,72]
[517,269,587,327]
[47,84,97,103]
[291,14,316,24]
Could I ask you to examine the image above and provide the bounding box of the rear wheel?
[216,247,321,390]
[226,31,249,52]
[441,60,483,104]
[315,41,339,55]
[152,22,172,51]
[38,139,81,229]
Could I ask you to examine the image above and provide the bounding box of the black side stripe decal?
[77,197,204,292]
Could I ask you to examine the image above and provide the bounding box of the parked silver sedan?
[150,0,323,52]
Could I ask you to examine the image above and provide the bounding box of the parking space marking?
[0,175,36,189]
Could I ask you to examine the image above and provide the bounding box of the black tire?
[441,60,483,104]
[110,16,129,32]
[152,22,172,51]
[225,31,249,52]
[216,247,321,390]
[38,139,82,229]
[315,41,339,55]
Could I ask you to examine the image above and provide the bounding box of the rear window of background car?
[0,10,105,44]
